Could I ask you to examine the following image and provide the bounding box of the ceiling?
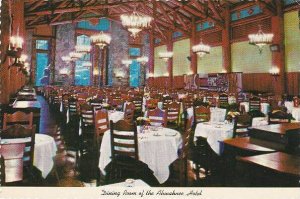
[24,0,280,39]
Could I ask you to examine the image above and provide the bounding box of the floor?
[37,95,223,187]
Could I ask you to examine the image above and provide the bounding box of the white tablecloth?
[108,110,124,123]
[284,101,294,114]
[99,127,182,184]
[240,102,270,115]
[194,122,233,155]
[101,179,150,187]
[1,134,57,178]
[292,107,300,121]
[251,117,268,127]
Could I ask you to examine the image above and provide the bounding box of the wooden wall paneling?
[286,72,299,96]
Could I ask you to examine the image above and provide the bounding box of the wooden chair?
[1,124,36,180]
[293,96,299,107]
[178,116,193,186]
[124,102,135,123]
[233,114,252,138]
[219,93,229,108]
[132,96,143,116]
[0,155,5,186]
[147,108,167,127]
[106,120,142,183]
[162,96,173,110]
[94,109,109,137]
[145,99,159,110]
[193,105,210,124]
[268,110,292,124]
[249,96,261,112]
[3,111,33,130]
[166,101,181,128]
[182,96,194,110]
[68,97,79,118]
[89,98,103,112]
[79,103,95,155]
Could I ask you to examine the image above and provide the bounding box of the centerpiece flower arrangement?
[226,111,240,122]
[136,117,150,126]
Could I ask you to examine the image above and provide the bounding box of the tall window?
[75,35,91,86]
[129,60,140,87]
[35,39,50,86]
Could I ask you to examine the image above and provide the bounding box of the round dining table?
[194,122,233,155]
[98,126,182,184]
[1,134,57,178]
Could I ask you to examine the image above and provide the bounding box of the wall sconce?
[269,66,280,80]
[7,36,23,58]
[11,53,27,68]
[122,59,133,67]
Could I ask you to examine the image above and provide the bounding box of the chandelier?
[159,51,173,62]
[136,56,149,65]
[248,25,274,53]
[69,52,83,61]
[120,11,152,38]
[62,56,72,63]
[122,59,133,67]
[192,39,210,58]
[91,31,111,49]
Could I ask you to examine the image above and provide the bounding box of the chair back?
[162,96,173,109]
[166,101,180,123]
[181,116,193,159]
[0,155,5,185]
[182,97,194,110]
[0,143,25,183]
[110,120,139,160]
[3,111,33,130]
[193,105,210,124]
[124,102,135,123]
[268,110,292,124]
[1,124,36,170]
[293,96,299,107]
[94,109,109,136]
[147,108,167,127]
[145,99,159,110]
[249,96,261,112]
[132,96,143,113]
[219,93,229,108]
[68,97,78,116]
[90,98,103,111]
[233,114,252,138]
[80,103,94,128]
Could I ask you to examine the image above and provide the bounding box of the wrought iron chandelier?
[248,25,274,53]
[91,31,111,49]
[120,11,152,38]
[192,39,211,58]
[159,51,173,62]
[69,52,83,61]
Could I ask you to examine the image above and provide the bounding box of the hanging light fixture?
[248,25,274,54]
[136,56,149,65]
[159,51,173,62]
[91,31,111,49]
[69,52,83,61]
[192,39,210,58]
[62,56,72,63]
[120,11,152,38]
[122,59,133,67]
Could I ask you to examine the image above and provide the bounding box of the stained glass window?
[75,35,91,86]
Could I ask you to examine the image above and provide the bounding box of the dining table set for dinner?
[99,125,182,184]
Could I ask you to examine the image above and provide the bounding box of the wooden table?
[237,152,300,186]
[249,123,300,153]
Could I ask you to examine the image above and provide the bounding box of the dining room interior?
[0,0,300,188]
